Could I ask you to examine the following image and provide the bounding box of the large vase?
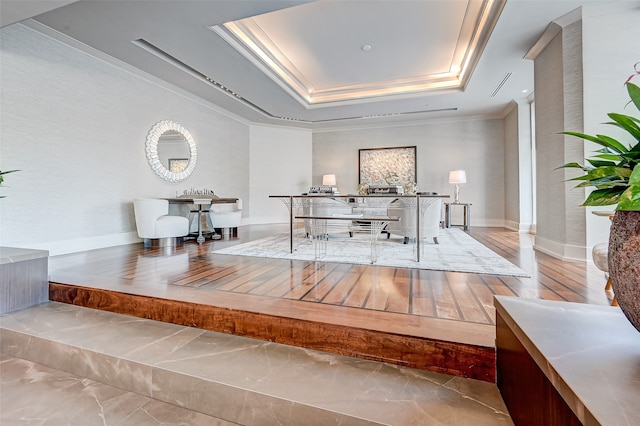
[609,210,640,332]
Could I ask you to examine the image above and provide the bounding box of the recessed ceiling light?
[522,89,529,93]
[361,44,372,52]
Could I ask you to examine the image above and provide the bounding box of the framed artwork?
[168,158,189,173]
[359,146,416,185]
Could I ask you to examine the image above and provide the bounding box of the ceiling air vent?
[490,72,512,98]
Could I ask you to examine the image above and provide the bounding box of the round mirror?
[145,120,197,182]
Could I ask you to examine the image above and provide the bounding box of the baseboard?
[504,220,535,233]
[534,236,587,262]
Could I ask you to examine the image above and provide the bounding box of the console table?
[495,296,640,425]
[295,215,399,264]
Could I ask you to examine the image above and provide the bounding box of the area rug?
[213,228,530,277]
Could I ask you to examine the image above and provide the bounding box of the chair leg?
[433,237,439,244]
[612,295,618,306]
[403,236,409,244]
[605,276,612,291]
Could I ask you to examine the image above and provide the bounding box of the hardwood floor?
[47,225,613,382]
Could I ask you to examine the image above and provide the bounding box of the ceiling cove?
[211,0,506,109]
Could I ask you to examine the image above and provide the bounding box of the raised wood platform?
[47,225,611,383]
[48,278,495,381]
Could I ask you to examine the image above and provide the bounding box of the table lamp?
[448,170,466,203]
[322,174,336,186]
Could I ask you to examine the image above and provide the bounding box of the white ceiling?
[1,0,608,130]
[212,0,502,107]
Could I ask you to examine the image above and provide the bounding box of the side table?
[444,202,472,231]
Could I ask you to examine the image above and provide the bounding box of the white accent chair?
[386,197,443,244]
[208,199,242,239]
[133,199,190,247]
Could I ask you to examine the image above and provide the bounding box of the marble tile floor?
[1,302,513,425]
[1,354,235,425]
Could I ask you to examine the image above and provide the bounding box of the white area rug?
[213,228,529,277]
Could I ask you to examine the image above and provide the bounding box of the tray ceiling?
[2,0,607,129]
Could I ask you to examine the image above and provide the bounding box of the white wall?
[503,104,520,228]
[249,125,313,224]
[532,3,640,261]
[0,24,251,254]
[503,100,534,232]
[533,20,587,261]
[312,119,506,227]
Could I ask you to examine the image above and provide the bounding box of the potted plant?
[559,72,640,331]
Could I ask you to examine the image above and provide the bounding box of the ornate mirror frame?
[145,120,197,183]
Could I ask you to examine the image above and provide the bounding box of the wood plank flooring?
[47,225,613,383]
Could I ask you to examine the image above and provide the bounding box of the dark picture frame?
[358,146,417,185]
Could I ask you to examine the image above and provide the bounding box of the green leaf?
[627,82,640,112]
[584,166,631,180]
[597,134,633,152]
[627,115,640,126]
[579,179,627,189]
[628,142,640,159]
[617,185,640,210]
[629,164,640,185]
[560,131,628,153]
[556,162,590,171]
[617,164,640,210]
[589,155,619,164]
[582,188,622,206]
[607,113,640,141]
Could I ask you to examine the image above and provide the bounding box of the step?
[1,353,234,425]
[0,302,512,425]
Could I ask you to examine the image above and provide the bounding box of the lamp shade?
[322,174,337,186]
[448,170,467,184]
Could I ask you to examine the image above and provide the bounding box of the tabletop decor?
[403,181,418,195]
[559,70,640,332]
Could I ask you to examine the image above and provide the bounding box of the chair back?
[211,199,242,213]
[208,199,242,229]
[386,197,442,241]
[133,199,169,238]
